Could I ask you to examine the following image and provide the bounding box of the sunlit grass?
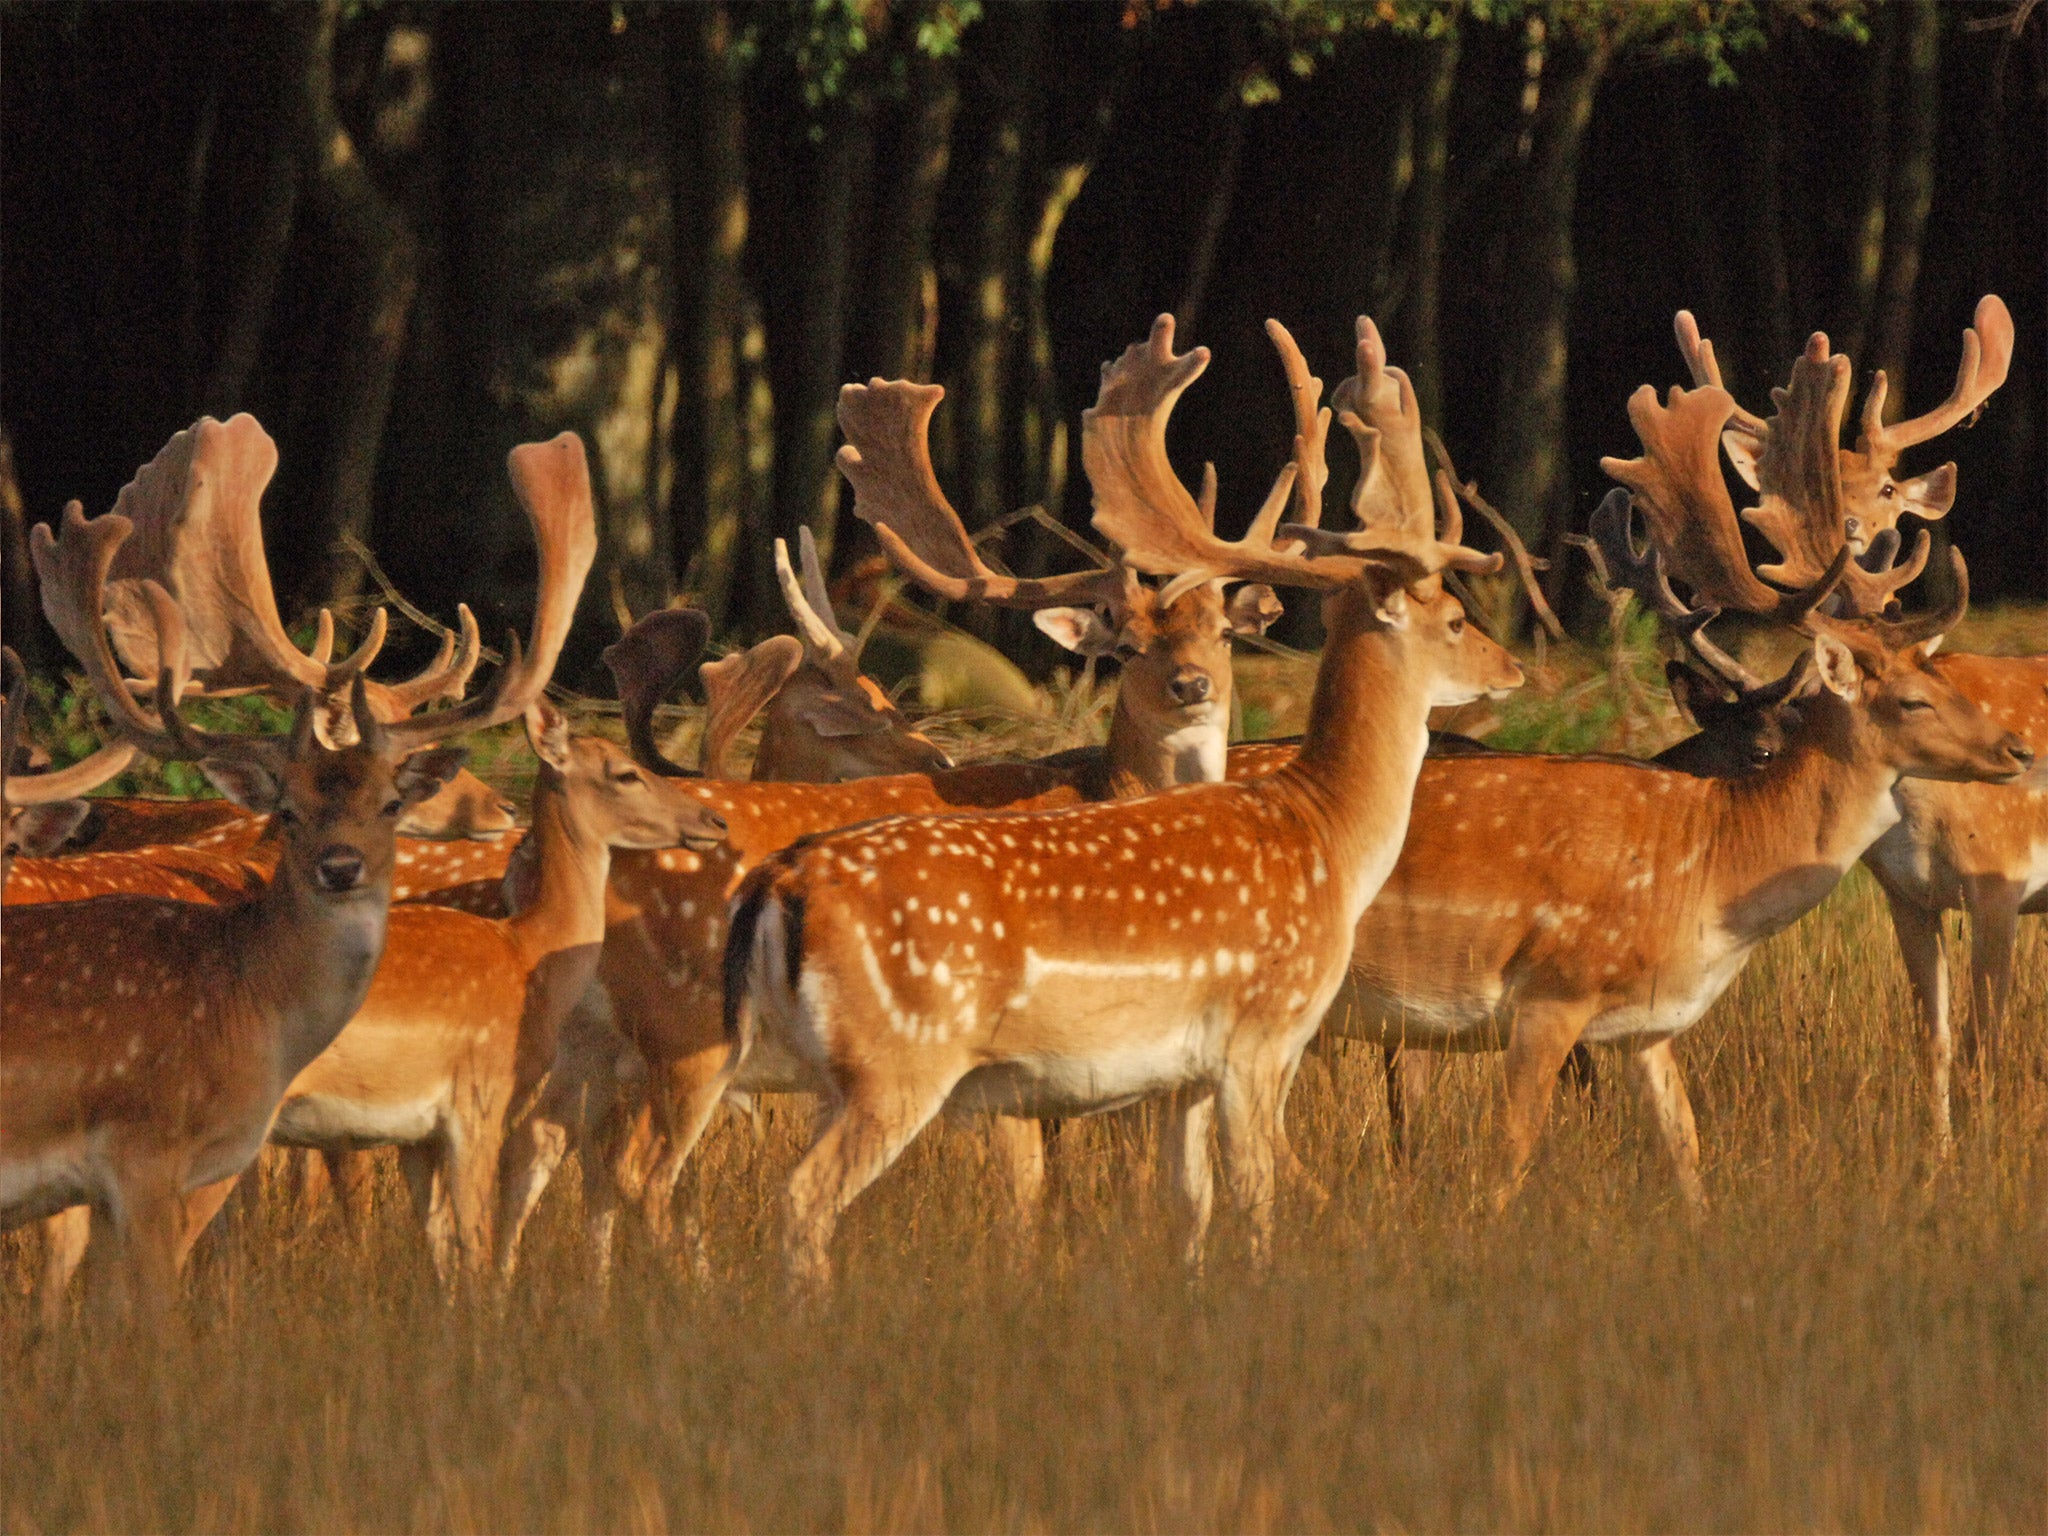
[4,607,2042,1531]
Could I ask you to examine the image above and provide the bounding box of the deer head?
[1674,297,2012,557]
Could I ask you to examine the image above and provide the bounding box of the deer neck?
[505,772,614,963]
[234,864,393,1086]
[1106,696,1228,791]
[1273,607,1432,914]
[1709,696,1902,939]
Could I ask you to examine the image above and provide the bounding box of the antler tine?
[1859,294,2013,460]
[1422,426,1565,641]
[775,534,850,663]
[1852,546,1969,649]
[1573,488,1764,693]
[1673,310,1770,444]
[380,432,598,753]
[839,379,1126,612]
[602,605,712,778]
[796,527,851,645]
[373,603,481,718]
[1264,319,1329,530]
[1329,315,1437,548]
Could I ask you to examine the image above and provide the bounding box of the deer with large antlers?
[723,314,1521,1286]
[4,435,594,1318]
[490,318,1292,1281]
[1227,329,2031,1210]
[1678,298,2044,1150]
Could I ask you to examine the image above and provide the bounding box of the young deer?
[1679,299,2043,1149]
[5,435,592,1318]
[491,318,1288,1279]
[724,314,1521,1286]
[1273,337,2030,1210]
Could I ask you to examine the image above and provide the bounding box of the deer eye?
[1748,746,1775,765]
[1900,697,1933,713]
[1113,641,1142,662]
[382,798,405,817]
[1879,482,1896,498]
[1447,616,1466,636]
[610,765,646,787]
[275,805,302,827]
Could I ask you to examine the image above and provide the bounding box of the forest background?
[3,0,2043,691]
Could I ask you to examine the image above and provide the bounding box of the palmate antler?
[837,381,1127,613]
[1675,299,2011,559]
[99,413,482,737]
[1090,315,1500,601]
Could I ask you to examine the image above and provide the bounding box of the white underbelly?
[271,1092,444,1149]
[947,1019,1221,1117]
[1580,942,1753,1045]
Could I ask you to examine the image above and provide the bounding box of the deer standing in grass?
[5,435,614,1318]
[1239,331,2031,1210]
[724,314,1521,1286]
[492,319,1285,1279]
[1678,298,2045,1148]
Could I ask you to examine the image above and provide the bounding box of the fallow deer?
[1678,299,2043,1149]
[491,318,1290,1279]
[1238,333,2030,1212]
[723,314,1521,1286]
[5,435,592,1319]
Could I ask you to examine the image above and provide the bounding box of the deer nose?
[1169,671,1212,705]
[314,847,366,893]
[700,808,729,836]
[2001,737,2035,773]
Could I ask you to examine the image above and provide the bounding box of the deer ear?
[1360,565,1412,630]
[1664,661,1722,726]
[524,698,573,770]
[1224,583,1283,636]
[200,757,286,813]
[394,746,469,805]
[787,687,891,739]
[1033,608,1118,656]
[1810,633,1862,700]
[9,800,94,858]
[1892,463,1957,522]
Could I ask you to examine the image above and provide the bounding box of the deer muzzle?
[314,846,368,893]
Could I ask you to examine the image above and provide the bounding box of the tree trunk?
[1403,30,1460,426]
[0,428,36,667]
[1839,6,1897,363]
[744,96,873,633]
[1488,30,1609,558]
[296,0,421,608]
[442,3,676,657]
[855,47,959,383]
[668,2,753,628]
[1869,0,1939,412]
[1744,22,1795,376]
[954,4,1038,538]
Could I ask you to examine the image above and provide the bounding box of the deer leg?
[784,1067,961,1292]
[324,1151,378,1235]
[173,1176,239,1272]
[1160,1087,1217,1268]
[1883,885,1953,1152]
[635,1048,731,1261]
[1962,878,2022,1095]
[1216,1048,1304,1264]
[1494,1002,1593,1211]
[447,1101,509,1290]
[1627,1039,1705,1216]
[86,1167,184,1325]
[1270,1049,1327,1211]
[37,1208,91,1328]
[984,1115,1046,1236]
[399,1141,455,1286]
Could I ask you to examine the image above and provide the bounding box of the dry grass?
[5,612,2044,1533]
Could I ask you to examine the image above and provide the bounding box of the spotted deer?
[723,314,1521,1286]
[490,318,1295,1280]
[1678,299,2044,1149]
[5,435,597,1320]
[1225,334,2031,1212]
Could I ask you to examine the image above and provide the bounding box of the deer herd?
[1,296,2040,1316]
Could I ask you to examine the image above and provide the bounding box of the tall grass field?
[4,612,2043,1533]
